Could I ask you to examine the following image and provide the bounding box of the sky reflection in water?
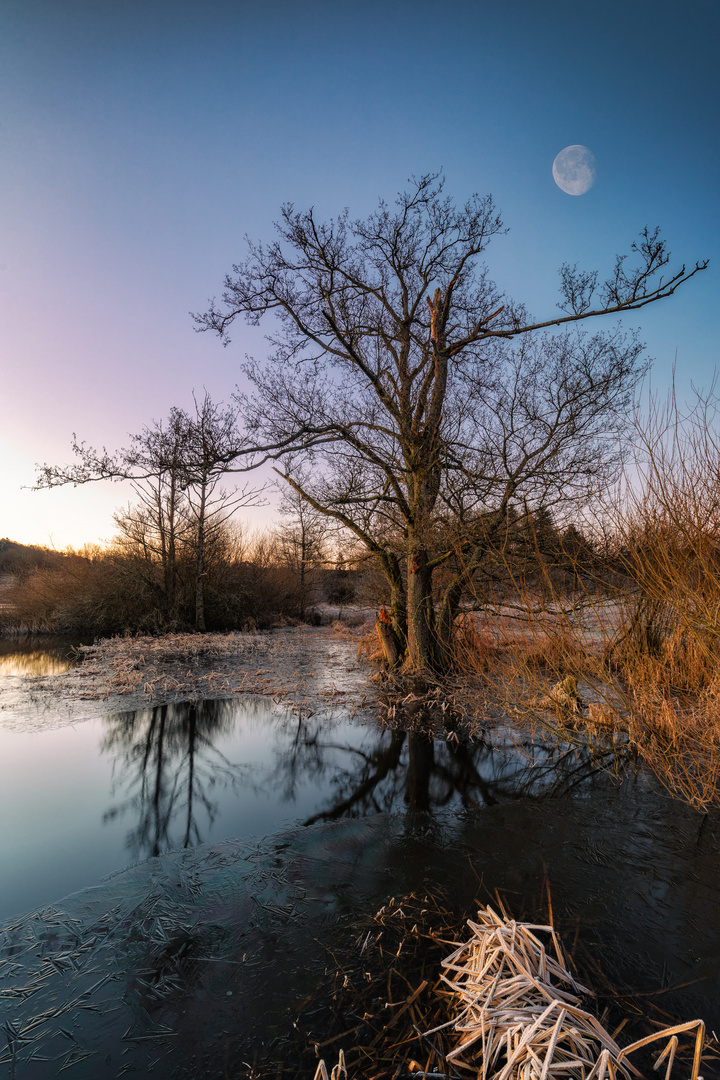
[0,635,89,676]
[0,694,619,920]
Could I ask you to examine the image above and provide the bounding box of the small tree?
[196,173,706,672]
[36,394,261,630]
[275,473,329,619]
[177,394,262,630]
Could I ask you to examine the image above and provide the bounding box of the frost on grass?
[0,626,377,732]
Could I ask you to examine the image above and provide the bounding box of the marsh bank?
[0,626,718,1078]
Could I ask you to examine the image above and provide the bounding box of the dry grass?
[441,594,720,809]
[22,626,378,718]
[71,631,273,697]
[302,898,714,1080]
[518,629,597,680]
[449,617,505,677]
[435,907,705,1080]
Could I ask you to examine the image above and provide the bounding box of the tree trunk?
[376,606,400,667]
[299,535,307,620]
[162,473,179,621]
[389,579,407,645]
[436,534,493,671]
[406,544,436,671]
[435,579,464,672]
[195,542,206,631]
[374,566,407,668]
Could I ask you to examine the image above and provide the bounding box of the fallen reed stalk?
[433,906,706,1080]
[312,904,711,1080]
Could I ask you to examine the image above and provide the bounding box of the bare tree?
[274,466,329,619]
[194,172,706,673]
[40,408,192,620]
[176,394,263,630]
[36,394,261,629]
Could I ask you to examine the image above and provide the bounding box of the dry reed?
[433,907,705,1080]
[312,905,710,1080]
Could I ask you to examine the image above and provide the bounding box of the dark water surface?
[1,641,719,1078]
[0,692,614,920]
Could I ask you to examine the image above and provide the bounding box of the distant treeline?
[0,533,359,636]
[0,508,609,639]
[0,539,70,575]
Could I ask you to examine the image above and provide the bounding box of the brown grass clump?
[621,688,720,810]
[436,907,707,1080]
[608,607,720,699]
[450,617,504,677]
[357,622,387,667]
[299,899,713,1080]
[519,629,597,680]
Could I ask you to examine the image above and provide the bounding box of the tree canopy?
[195,172,706,672]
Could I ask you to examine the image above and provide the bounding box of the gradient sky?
[1,0,717,548]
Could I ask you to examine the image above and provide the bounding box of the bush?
[0,531,350,636]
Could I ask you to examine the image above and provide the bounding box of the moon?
[552,145,597,196]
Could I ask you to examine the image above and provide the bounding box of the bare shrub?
[1,525,339,637]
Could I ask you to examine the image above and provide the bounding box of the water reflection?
[101,697,628,862]
[294,725,626,822]
[7,694,720,1079]
[0,692,633,919]
[102,699,253,858]
[0,635,89,676]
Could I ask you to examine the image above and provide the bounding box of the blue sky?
[1,0,717,547]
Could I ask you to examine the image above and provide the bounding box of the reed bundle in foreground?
[314,905,707,1080]
[433,907,704,1080]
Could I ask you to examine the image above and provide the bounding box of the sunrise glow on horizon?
[1,0,717,550]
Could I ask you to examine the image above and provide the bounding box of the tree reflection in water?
[100,696,629,862]
[270,711,628,823]
[102,698,253,859]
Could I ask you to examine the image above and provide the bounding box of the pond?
[0,693,615,921]
[0,634,90,677]
[1,637,719,1079]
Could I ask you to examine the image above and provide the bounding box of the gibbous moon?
[552,145,596,196]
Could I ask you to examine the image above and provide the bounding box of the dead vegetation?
[11,626,378,719]
[434,907,706,1080]
[440,590,720,812]
[243,891,717,1080]
[431,379,720,812]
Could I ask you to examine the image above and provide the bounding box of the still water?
[1,641,719,1078]
[0,634,89,676]
[0,694,609,919]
